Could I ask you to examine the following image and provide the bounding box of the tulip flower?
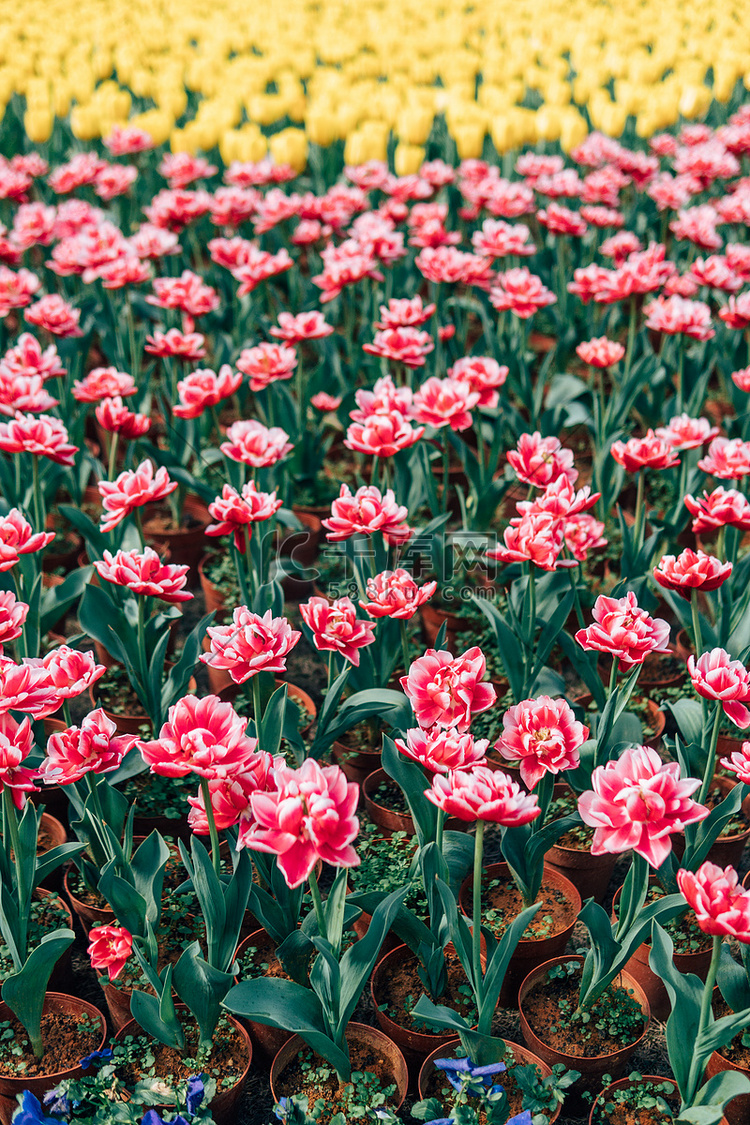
[401,646,496,731]
[495,696,589,789]
[86,925,134,981]
[677,863,750,943]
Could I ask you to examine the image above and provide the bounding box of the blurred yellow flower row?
[4,0,750,169]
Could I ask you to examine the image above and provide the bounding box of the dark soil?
[116,1016,248,1091]
[522,965,645,1057]
[0,1008,103,1077]
[275,1040,399,1124]
[475,870,577,940]
[374,947,477,1031]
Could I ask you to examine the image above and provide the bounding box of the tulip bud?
[394,143,425,176]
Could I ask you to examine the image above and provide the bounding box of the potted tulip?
[224,757,410,1117]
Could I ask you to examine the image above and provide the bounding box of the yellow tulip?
[452,121,485,160]
[394,142,424,176]
[269,127,308,172]
[24,108,53,144]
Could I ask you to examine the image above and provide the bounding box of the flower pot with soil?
[518,955,650,1088]
[0,994,107,1125]
[232,928,296,1060]
[113,1009,252,1125]
[370,942,480,1063]
[545,784,617,903]
[610,880,715,1021]
[588,1074,680,1125]
[142,492,211,578]
[458,861,581,1006]
[418,1037,563,1123]
[672,776,750,869]
[0,892,74,995]
[269,1023,408,1119]
[63,863,115,933]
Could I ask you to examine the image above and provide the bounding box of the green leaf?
[223,977,352,1079]
[336,882,408,1035]
[130,964,185,1050]
[1,930,75,1052]
[649,922,704,1100]
[381,734,436,843]
[172,941,235,1047]
[260,682,288,757]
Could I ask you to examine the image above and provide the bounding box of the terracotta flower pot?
[518,955,651,1088]
[458,861,581,1007]
[363,769,466,837]
[217,680,316,738]
[64,864,114,933]
[418,1036,560,1122]
[419,601,471,648]
[269,1022,408,1112]
[89,675,197,736]
[142,493,211,579]
[706,1045,750,1125]
[588,1075,680,1125]
[370,943,480,1063]
[232,929,294,1060]
[574,693,665,750]
[0,993,107,1125]
[672,776,750,869]
[610,882,714,1021]
[198,554,230,618]
[332,739,382,790]
[545,782,616,903]
[115,1012,252,1125]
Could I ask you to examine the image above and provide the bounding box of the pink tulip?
[447,356,508,409]
[698,437,750,479]
[360,569,437,620]
[220,419,293,468]
[310,393,342,412]
[25,294,82,337]
[300,596,376,666]
[425,765,541,824]
[610,430,680,473]
[563,514,608,561]
[677,863,750,942]
[688,648,750,728]
[655,413,719,450]
[322,484,412,545]
[653,549,732,598]
[575,592,671,669]
[411,376,479,431]
[720,741,750,785]
[0,658,61,718]
[395,726,489,773]
[400,647,496,731]
[94,547,192,603]
[172,365,242,419]
[87,925,134,981]
[201,608,300,684]
[345,410,424,458]
[515,477,600,523]
[238,758,360,888]
[578,745,708,867]
[0,412,78,466]
[72,366,136,403]
[685,487,750,534]
[487,510,573,571]
[36,646,106,700]
[507,432,577,488]
[0,591,28,649]
[576,337,625,367]
[236,342,297,392]
[99,460,177,533]
[0,508,54,569]
[0,713,37,807]
[40,709,136,785]
[206,482,282,551]
[495,696,589,789]
[139,694,260,778]
[270,311,334,342]
[95,396,150,440]
[187,750,276,832]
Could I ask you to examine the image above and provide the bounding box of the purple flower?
[185,1076,206,1117]
[12,1091,55,1124]
[78,1047,113,1071]
[432,1056,506,1093]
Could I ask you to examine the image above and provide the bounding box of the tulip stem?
[308,865,327,943]
[691,589,702,655]
[699,701,723,806]
[31,455,43,534]
[134,508,146,550]
[633,470,646,552]
[108,432,119,481]
[435,807,445,856]
[472,819,485,991]
[252,675,263,747]
[624,295,638,380]
[200,777,222,877]
[399,620,411,678]
[3,786,26,967]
